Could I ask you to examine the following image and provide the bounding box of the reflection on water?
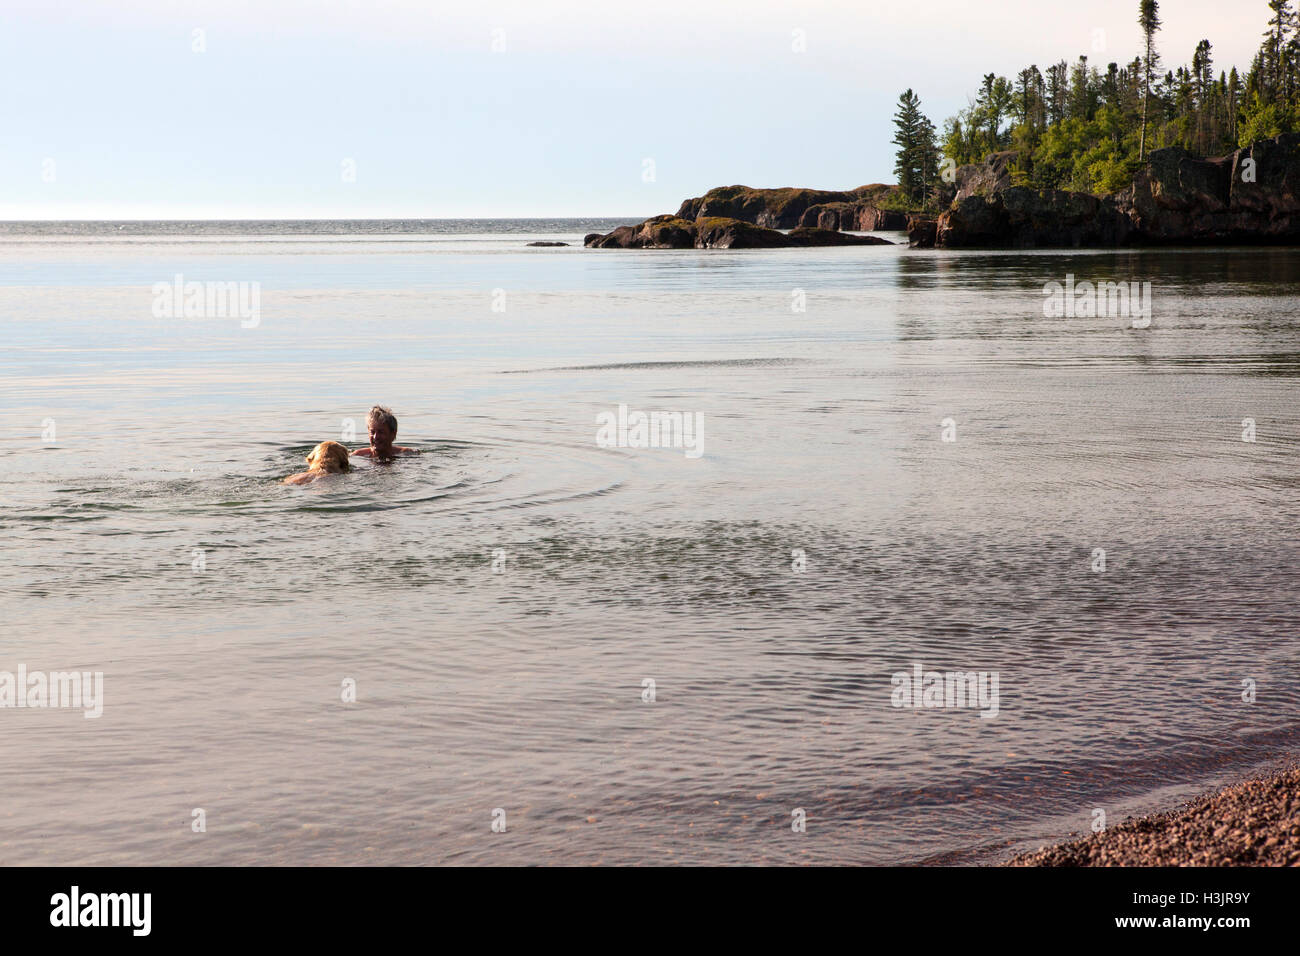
[1,229,1298,865]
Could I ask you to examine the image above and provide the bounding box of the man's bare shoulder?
[396,446,419,455]
[351,447,374,457]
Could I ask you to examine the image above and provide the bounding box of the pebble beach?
[1009,763,1300,867]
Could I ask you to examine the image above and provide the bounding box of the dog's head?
[306,440,351,474]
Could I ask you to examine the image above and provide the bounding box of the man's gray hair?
[367,405,398,434]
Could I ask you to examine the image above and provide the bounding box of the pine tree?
[892,89,938,206]
[1069,56,1094,119]
[1046,61,1069,125]
[1263,1,1296,103]
[1101,62,1121,111]
[1227,66,1242,141]
[918,115,941,206]
[975,74,999,151]
[1192,40,1213,104]
[1138,0,1162,161]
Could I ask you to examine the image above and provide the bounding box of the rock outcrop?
[584,215,894,249]
[797,202,908,231]
[929,134,1300,247]
[1113,134,1300,242]
[587,134,1298,252]
[783,225,895,246]
[935,187,1132,248]
[907,215,937,248]
[953,149,1019,201]
[674,183,905,231]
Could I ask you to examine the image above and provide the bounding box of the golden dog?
[284,440,351,485]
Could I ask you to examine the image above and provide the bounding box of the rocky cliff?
[1114,134,1300,242]
[910,134,1300,248]
[796,201,908,231]
[932,187,1132,248]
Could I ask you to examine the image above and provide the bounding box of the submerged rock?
[526,241,568,246]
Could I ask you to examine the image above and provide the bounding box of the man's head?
[366,405,399,456]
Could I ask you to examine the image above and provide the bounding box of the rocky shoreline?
[914,133,1300,248]
[1007,762,1300,866]
[584,213,894,249]
[584,183,905,249]
[672,183,909,231]
[584,133,1300,251]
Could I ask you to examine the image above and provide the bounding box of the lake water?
[2,220,1298,865]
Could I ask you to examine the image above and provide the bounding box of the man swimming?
[351,405,417,462]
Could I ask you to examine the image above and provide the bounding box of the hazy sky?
[0,0,1269,218]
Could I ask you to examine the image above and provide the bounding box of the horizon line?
[0,215,653,223]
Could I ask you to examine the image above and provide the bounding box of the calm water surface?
[1,221,1298,864]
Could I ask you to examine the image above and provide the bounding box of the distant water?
[0,218,641,238]
[2,219,1298,865]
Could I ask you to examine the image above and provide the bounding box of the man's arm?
[351,447,373,456]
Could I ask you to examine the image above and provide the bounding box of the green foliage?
[892,89,941,206]
[1237,93,1290,145]
[935,0,1298,198]
[873,189,927,214]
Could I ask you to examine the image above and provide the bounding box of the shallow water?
[2,223,1299,865]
